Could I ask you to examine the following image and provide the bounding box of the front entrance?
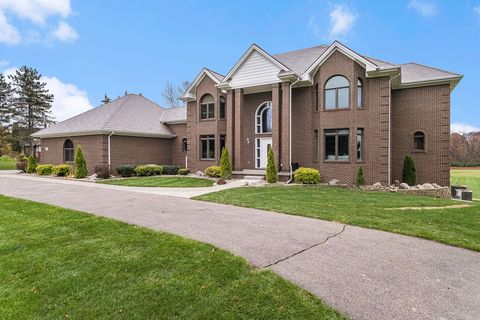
[255,137,272,168]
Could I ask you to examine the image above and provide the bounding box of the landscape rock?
[399,183,409,190]
[372,182,382,188]
[422,183,434,190]
[196,171,205,177]
[328,179,340,186]
[432,183,441,189]
[394,180,400,186]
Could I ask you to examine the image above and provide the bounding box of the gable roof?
[160,107,187,124]
[273,45,329,75]
[33,94,181,139]
[181,67,225,101]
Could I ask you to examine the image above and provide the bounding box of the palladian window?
[63,139,74,162]
[200,94,215,120]
[325,75,349,110]
[256,101,272,134]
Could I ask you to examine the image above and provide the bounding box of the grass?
[98,176,215,188]
[0,156,15,170]
[196,186,480,252]
[0,195,345,320]
[451,169,480,197]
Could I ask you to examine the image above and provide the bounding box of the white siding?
[229,51,281,88]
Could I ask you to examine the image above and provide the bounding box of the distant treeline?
[451,132,480,166]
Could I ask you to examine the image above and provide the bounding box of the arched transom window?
[64,139,74,162]
[256,101,272,134]
[200,94,215,120]
[325,75,349,110]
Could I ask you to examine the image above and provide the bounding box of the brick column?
[234,89,243,170]
[271,83,281,169]
[280,82,291,172]
[226,89,235,168]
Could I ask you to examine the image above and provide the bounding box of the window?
[357,79,363,108]
[325,129,349,161]
[219,96,226,119]
[220,134,226,153]
[200,94,215,120]
[314,83,319,111]
[325,75,349,110]
[356,128,364,161]
[182,138,187,152]
[314,130,319,162]
[63,139,74,162]
[413,131,425,150]
[256,101,272,133]
[200,135,215,160]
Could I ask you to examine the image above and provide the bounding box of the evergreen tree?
[101,94,111,104]
[74,145,88,178]
[402,155,417,186]
[9,66,54,155]
[265,146,278,183]
[356,166,365,186]
[0,73,13,125]
[219,147,232,179]
[26,155,37,173]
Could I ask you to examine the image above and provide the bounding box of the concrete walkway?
[1,174,479,320]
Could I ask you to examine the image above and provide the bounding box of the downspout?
[287,77,300,183]
[108,131,115,171]
[388,73,401,186]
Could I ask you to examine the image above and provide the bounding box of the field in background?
[451,168,480,197]
[0,156,15,170]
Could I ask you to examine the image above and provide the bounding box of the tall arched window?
[64,139,74,162]
[325,75,349,110]
[256,102,272,133]
[182,138,187,152]
[413,131,425,150]
[200,94,215,120]
[219,96,226,119]
[357,78,363,108]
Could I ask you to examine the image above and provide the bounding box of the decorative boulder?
[432,183,441,189]
[422,183,434,190]
[399,183,409,189]
[328,179,339,186]
[196,170,205,177]
[394,180,400,186]
[372,182,382,188]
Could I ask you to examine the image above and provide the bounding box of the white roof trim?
[302,41,378,82]
[33,130,176,139]
[181,68,222,101]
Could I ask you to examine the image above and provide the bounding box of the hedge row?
[115,164,190,177]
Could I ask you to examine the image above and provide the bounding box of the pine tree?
[74,145,88,178]
[402,155,417,186]
[101,94,111,104]
[0,73,13,125]
[356,166,365,186]
[219,147,232,179]
[265,146,278,183]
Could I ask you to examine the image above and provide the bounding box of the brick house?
[35,41,462,185]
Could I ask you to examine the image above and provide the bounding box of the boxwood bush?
[294,167,320,184]
[116,165,136,177]
[134,165,163,176]
[36,164,54,176]
[52,164,71,177]
[178,168,190,175]
[204,166,221,178]
[162,165,179,175]
[95,165,112,179]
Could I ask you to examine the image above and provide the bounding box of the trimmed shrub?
[356,166,365,186]
[36,164,54,176]
[402,155,416,186]
[74,145,88,179]
[116,165,136,177]
[26,155,38,173]
[204,166,221,178]
[95,165,112,179]
[163,165,179,175]
[134,165,163,176]
[178,168,190,175]
[265,147,278,183]
[219,147,232,179]
[52,164,71,177]
[294,167,320,184]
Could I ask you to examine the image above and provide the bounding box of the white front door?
[255,137,272,169]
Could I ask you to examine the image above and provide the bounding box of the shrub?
[356,166,365,186]
[134,165,163,176]
[74,145,88,179]
[95,165,112,179]
[52,164,71,177]
[219,147,232,179]
[204,166,221,178]
[178,168,190,175]
[36,164,54,176]
[116,165,136,177]
[265,147,278,183]
[216,178,227,185]
[402,155,416,186]
[16,154,27,162]
[294,167,320,184]
[26,155,38,173]
[162,165,179,175]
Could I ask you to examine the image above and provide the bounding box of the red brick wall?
[169,123,188,168]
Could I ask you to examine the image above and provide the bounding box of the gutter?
[108,131,115,171]
[287,77,300,184]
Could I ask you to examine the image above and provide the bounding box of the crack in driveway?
[261,224,348,269]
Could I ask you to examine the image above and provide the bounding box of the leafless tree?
[162,81,190,108]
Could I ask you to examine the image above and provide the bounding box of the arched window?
[200,94,215,120]
[219,96,226,119]
[256,102,272,134]
[64,139,74,162]
[357,78,363,108]
[325,75,349,110]
[182,138,187,152]
[413,131,425,150]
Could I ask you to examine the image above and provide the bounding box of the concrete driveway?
[1,173,479,320]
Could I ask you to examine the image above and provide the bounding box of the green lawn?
[451,169,480,197]
[99,176,215,188]
[196,186,480,252]
[0,156,15,170]
[0,195,345,320]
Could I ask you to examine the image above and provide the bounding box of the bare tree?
[162,81,190,108]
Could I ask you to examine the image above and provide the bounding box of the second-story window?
[200,94,215,120]
[325,75,349,110]
[219,96,226,119]
[357,79,363,108]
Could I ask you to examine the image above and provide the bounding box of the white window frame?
[255,101,272,134]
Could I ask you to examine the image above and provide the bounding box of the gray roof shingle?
[160,107,187,123]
